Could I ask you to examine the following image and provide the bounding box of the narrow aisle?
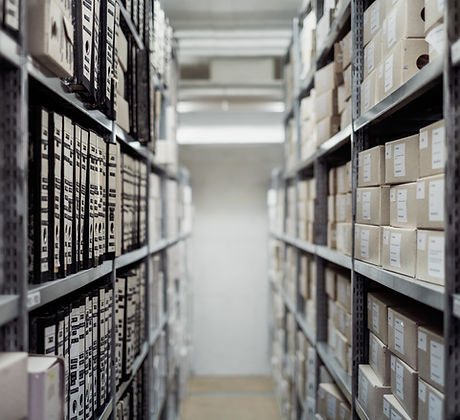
[179,377,281,420]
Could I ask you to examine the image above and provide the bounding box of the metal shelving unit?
[0,2,191,419]
[268,1,453,419]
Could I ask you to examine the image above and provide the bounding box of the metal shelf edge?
[0,29,22,67]
[0,295,20,327]
[97,399,114,420]
[116,0,145,50]
[316,342,352,403]
[150,316,167,346]
[296,313,316,345]
[316,245,352,270]
[115,245,149,269]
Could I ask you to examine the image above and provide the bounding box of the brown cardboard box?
[419,120,445,177]
[388,306,427,370]
[389,182,417,228]
[301,95,313,121]
[381,226,417,277]
[416,229,445,285]
[364,31,382,79]
[361,70,378,115]
[358,146,386,187]
[335,302,352,343]
[357,186,390,225]
[390,354,418,418]
[335,329,351,372]
[317,383,346,420]
[338,85,347,114]
[329,168,337,195]
[339,402,351,420]
[368,292,399,345]
[335,194,351,223]
[340,31,352,69]
[381,0,425,56]
[329,298,337,324]
[299,180,309,201]
[340,99,352,129]
[337,164,349,194]
[370,331,391,386]
[0,353,28,420]
[385,135,419,184]
[380,39,429,99]
[424,0,445,33]
[355,224,382,265]
[315,61,343,95]
[328,319,338,352]
[317,116,341,146]
[363,0,384,46]
[328,195,336,222]
[328,222,337,249]
[315,89,339,122]
[418,325,444,392]
[336,273,351,313]
[346,162,352,192]
[337,222,352,256]
[383,394,411,420]
[309,178,317,200]
[358,364,391,420]
[325,268,337,300]
[343,65,352,100]
[416,174,445,230]
[418,379,445,420]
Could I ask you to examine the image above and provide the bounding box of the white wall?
[180,143,282,376]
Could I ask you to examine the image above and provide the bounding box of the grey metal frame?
[0,2,191,419]
[269,0,455,419]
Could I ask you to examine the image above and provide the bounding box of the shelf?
[115,245,149,269]
[355,398,371,420]
[354,56,443,131]
[150,315,167,346]
[315,0,351,65]
[0,29,22,67]
[116,341,149,402]
[354,260,444,311]
[452,38,460,66]
[316,342,352,403]
[98,399,114,420]
[116,0,145,50]
[0,295,20,327]
[114,124,151,160]
[296,312,316,345]
[27,260,113,311]
[316,245,352,270]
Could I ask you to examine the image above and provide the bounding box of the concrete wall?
[180,143,282,376]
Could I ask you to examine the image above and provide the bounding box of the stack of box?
[358,292,444,420]
[337,31,352,130]
[316,381,351,420]
[299,252,317,333]
[285,245,297,304]
[286,119,297,171]
[286,184,296,237]
[424,0,445,61]
[299,11,316,78]
[298,178,317,243]
[315,0,348,53]
[361,0,429,115]
[300,92,317,160]
[326,267,352,377]
[328,162,352,254]
[268,186,285,235]
[296,332,317,412]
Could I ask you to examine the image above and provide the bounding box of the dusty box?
[325,267,337,300]
[358,364,391,420]
[381,0,426,56]
[343,65,352,100]
[328,195,336,222]
[340,31,352,69]
[418,379,445,420]
[317,116,341,146]
[358,145,385,187]
[424,0,445,33]
[315,89,339,122]
[335,302,352,343]
[300,95,313,121]
[416,229,445,285]
[299,180,309,201]
[356,186,390,225]
[335,194,351,223]
[364,30,382,79]
[389,182,417,228]
[383,394,411,420]
[369,331,391,386]
[328,221,337,249]
[418,324,444,392]
[388,306,427,370]
[385,135,419,184]
[361,70,378,115]
[381,226,417,277]
[28,0,74,78]
[316,8,334,50]
[390,354,418,419]
[315,61,343,95]
[336,272,351,313]
[317,383,346,420]
[337,164,350,194]
[337,222,352,256]
[419,119,445,177]
[328,319,338,352]
[363,0,384,46]
[329,167,337,195]
[355,224,381,265]
[416,174,445,230]
[0,352,28,420]
[380,38,429,99]
[368,292,398,345]
[28,356,65,420]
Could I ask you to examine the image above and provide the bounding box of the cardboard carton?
[358,145,386,187]
[361,70,378,115]
[419,120,445,177]
[389,182,417,228]
[355,224,382,265]
[328,221,337,249]
[390,354,418,418]
[358,364,391,419]
[383,394,411,420]
[385,135,419,184]
[364,30,382,79]
[418,324,444,392]
[0,353,28,420]
[368,292,399,345]
[357,186,390,225]
[416,229,445,285]
[337,223,352,256]
[336,272,352,313]
[418,379,445,420]
[340,31,352,69]
[416,174,445,230]
[364,0,384,46]
[315,89,339,122]
[317,116,341,146]
[317,383,346,420]
[424,0,445,33]
[381,226,417,277]
[315,61,343,95]
[325,267,337,300]
[369,331,392,386]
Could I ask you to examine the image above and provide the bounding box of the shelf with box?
[0,28,22,67]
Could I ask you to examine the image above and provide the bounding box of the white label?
[429,392,443,420]
[418,331,427,351]
[391,355,396,371]
[394,143,406,177]
[395,361,404,399]
[371,337,378,366]
[417,181,425,200]
[27,291,41,309]
[372,302,380,333]
[370,2,380,34]
[390,188,396,202]
[428,236,445,279]
[386,144,392,159]
[394,317,405,354]
[361,229,370,258]
[361,375,368,405]
[432,127,445,170]
[391,411,402,420]
[383,399,390,418]
[384,54,394,93]
[363,191,371,220]
[429,179,444,222]
[419,380,427,402]
[367,41,376,75]
[397,189,408,223]
[363,153,371,182]
[418,232,427,251]
[390,233,402,268]
[420,131,429,149]
[430,340,445,386]
[388,310,394,326]
[387,9,397,49]
[383,229,389,245]
[327,394,336,420]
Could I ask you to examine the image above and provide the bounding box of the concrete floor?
[179,376,281,420]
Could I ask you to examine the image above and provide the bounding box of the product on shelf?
[316,381,351,420]
[298,178,317,242]
[358,364,391,419]
[0,353,28,419]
